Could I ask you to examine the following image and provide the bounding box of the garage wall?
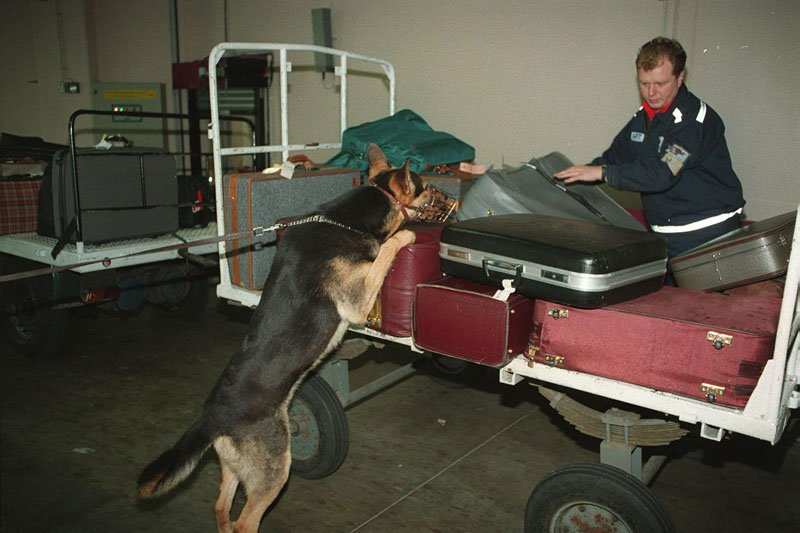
[1,0,797,219]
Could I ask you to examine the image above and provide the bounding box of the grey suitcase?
[669,211,795,291]
[457,152,645,231]
[42,147,178,244]
[440,214,667,308]
[223,167,360,290]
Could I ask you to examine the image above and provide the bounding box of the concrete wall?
[1,0,797,219]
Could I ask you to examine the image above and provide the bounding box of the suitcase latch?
[544,354,565,367]
[706,331,733,350]
[701,383,725,403]
[524,345,539,367]
[546,307,569,320]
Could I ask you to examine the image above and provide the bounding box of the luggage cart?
[208,43,799,532]
[0,109,255,356]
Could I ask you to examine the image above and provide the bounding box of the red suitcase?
[366,222,446,337]
[527,286,782,407]
[413,276,535,367]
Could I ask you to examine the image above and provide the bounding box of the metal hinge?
[544,354,565,367]
[546,307,569,319]
[701,383,726,403]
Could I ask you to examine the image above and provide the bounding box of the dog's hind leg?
[215,414,292,532]
[232,447,292,533]
[215,462,240,533]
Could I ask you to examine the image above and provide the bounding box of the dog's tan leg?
[231,448,292,533]
[215,463,240,533]
[356,229,416,320]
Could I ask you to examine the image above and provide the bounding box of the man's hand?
[553,165,604,184]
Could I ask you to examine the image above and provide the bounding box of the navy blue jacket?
[594,85,745,227]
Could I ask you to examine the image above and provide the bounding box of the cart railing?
[208,43,396,306]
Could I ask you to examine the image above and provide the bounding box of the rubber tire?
[160,275,210,320]
[425,353,487,388]
[525,463,675,533]
[0,277,69,357]
[289,373,349,480]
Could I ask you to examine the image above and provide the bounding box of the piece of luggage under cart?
[527,286,782,408]
[669,211,795,291]
[439,214,667,308]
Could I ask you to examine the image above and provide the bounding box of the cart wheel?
[0,278,69,357]
[289,373,349,480]
[524,463,675,533]
[425,353,487,388]
[161,276,210,320]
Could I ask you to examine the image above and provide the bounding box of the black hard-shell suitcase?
[457,152,645,231]
[38,147,178,244]
[439,214,667,308]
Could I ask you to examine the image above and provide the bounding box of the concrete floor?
[2,293,799,532]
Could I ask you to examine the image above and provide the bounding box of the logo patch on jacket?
[630,131,645,142]
[661,143,690,175]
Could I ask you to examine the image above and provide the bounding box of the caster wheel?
[1,276,69,357]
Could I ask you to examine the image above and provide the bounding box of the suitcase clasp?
[701,383,725,403]
[524,345,539,367]
[546,307,569,320]
[706,331,733,350]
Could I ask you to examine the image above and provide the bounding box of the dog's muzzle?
[408,186,458,222]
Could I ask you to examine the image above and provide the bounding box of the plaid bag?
[0,178,41,234]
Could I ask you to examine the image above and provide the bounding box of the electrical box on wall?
[312,8,334,73]
[91,82,166,148]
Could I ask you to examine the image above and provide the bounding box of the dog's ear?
[367,143,391,180]
[400,159,414,196]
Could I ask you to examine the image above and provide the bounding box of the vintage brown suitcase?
[366,222,446,337]
[527,286,782,407]
[669,212,795,291]
[440,214,667,308]
[413,276,535,367]
[223,167,361,290]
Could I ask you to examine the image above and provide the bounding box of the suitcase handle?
[482,258,522,287]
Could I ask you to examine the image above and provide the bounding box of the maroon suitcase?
[527,286,782,407]
[413,276,535,367]
[366,222,446,336]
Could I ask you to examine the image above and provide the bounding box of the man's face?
[638,58,684,111]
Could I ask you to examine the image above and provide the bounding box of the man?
[554,37,745,259]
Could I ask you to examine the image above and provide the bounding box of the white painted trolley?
[208,43,799,532]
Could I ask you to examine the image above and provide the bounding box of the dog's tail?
[137,420,213,499]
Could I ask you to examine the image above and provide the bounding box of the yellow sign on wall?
[102,89,158,100]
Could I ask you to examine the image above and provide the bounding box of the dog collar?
[372,184,417,221]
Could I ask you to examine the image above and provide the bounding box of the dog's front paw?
[394,229,416,247]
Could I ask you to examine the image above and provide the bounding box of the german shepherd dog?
[137,144,430,532]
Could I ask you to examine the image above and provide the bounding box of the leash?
[0,214,365,284]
